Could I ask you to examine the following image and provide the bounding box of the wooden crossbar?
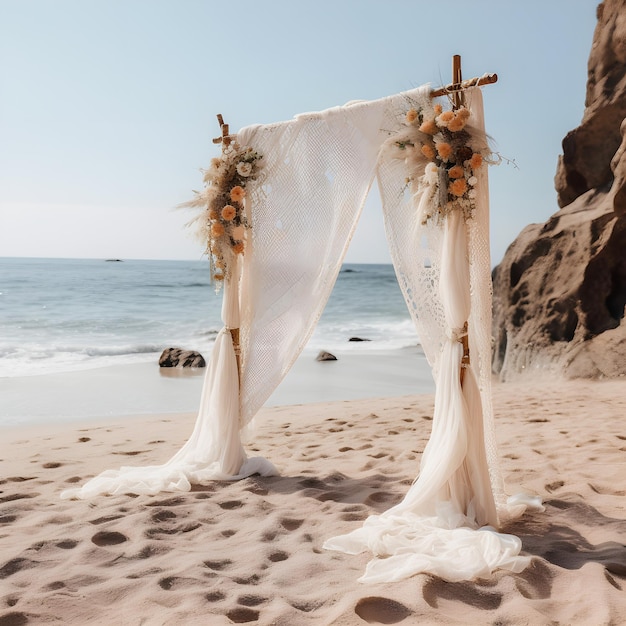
[431,54,497,101]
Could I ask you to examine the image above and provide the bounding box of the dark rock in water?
[492,0,626,380]
[316,350,337,362]
[105,259,123,262]
[159,348,206,368]
[349,337,371,342]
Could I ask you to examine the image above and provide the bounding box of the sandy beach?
[1,377,625,625]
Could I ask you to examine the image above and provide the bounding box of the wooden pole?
[452,54,464,110]
[445,56,472,385]
[212,113,241,380]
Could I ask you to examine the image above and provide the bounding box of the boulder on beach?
[159,348,206,368]
[492,0,626,380]
[316,350,337,362]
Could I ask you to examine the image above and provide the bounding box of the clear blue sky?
[0,0,597,265]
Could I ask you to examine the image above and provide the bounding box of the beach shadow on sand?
[504,498,626,581]
[191,472,406,514]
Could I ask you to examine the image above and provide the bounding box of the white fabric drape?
[323,89,542,582]
[61,86,430,499]
[61,253,276,500]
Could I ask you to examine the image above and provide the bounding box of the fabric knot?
[448,327,468,343]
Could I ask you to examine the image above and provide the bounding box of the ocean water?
[0,258,418,378]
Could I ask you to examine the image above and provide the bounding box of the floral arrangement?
[185,141,263,289]
[395,101,493,224]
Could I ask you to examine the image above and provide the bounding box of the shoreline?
[0,345,433,428]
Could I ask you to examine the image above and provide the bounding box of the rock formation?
[492,0,626,380]
[159,348,206,368]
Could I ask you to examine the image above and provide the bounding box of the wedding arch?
[62,57,542,582]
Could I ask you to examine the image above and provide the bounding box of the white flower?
[237,161,253,177]
[424,162,438,185]
[468,176,478,187]
[468,189,477,199]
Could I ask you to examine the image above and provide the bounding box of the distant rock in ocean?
[492,0,626,380]
[105,259,123,262]
[348,337,371,342]
[159,348,206,368]
[316,350,337,362]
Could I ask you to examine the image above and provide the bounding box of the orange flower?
[420,144,435,159]
[448,165,464,179]
[213,272,224,281]
[221,204,236,221]
[436,110,454,126]
[433,104,443,115]
[457,107,471,120]
[436,142,452,160]
[470,153,483,169]
[211,222,225,237]
[406,109,418,123]
[419,119,437,135]
[230,186,245,202]
[447,116,467,132]
[233,241,245,255]
[449,178,467,197]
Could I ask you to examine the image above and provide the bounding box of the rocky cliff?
[492,0,626,380]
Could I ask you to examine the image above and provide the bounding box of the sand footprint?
[0,611,29,626]
[545,480,565,493]
[203,559,233,571]
[0,558,38,580]
[225,607,259,623]
[218,500,243,510]
[268,550,288,563]
[422,579,502,610]
[158,576,199,590]
[279,518,303,531]
[354,597,411,624]
[91,531,128,546]
[205,590,226,602]
[145,522,201,538]
[364,492,392,506]
[232,574,261,586]
[237,594,267,607]
[150,509,176,523]
[0,494,37,504]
